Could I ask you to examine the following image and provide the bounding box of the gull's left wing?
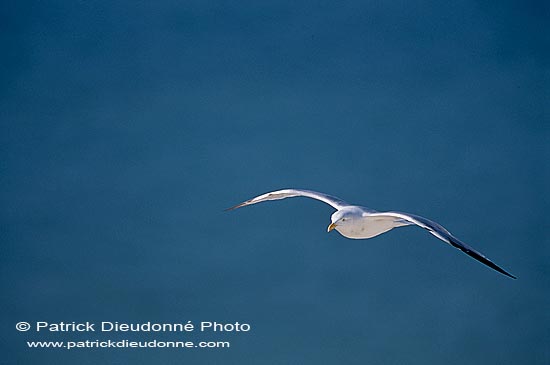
[367,211,517,279]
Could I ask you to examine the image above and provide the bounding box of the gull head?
[327,208,362,233]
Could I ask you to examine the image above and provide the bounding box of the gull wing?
[367,211,516,279]
[226,189,350,211]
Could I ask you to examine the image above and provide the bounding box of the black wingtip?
[224,202,245,212]
[446,236,517,279]
[476,256,517,280]
[463,247,516,279]
[469,252,517,280]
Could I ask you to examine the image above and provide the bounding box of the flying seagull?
[226,188,516,279]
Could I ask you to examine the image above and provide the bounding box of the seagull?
[226,188,516,279]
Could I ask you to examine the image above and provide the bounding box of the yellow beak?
[327,222,337,232]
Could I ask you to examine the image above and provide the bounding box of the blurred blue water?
[1,1,548,364]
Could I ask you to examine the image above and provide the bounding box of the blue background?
[1,1,548,364]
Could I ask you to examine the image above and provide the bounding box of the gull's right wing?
[226,189,350,211]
